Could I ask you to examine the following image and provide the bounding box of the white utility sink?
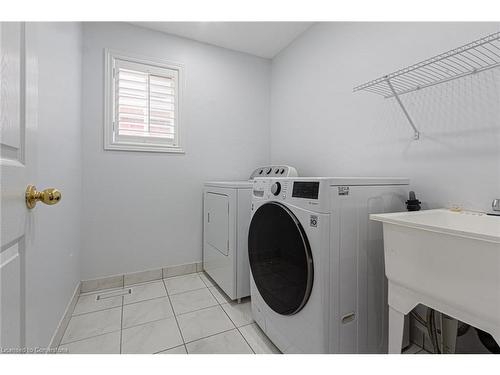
[370,209,500,353]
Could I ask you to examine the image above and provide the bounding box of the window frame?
[104,49,185,153]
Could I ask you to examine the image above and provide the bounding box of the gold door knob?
[25,185,62,209]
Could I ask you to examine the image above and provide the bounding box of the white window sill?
[104,142,185,154]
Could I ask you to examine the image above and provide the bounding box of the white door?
[0,22,37,352]
[205,192,229,256]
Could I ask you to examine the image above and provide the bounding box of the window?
[104,50,184,153]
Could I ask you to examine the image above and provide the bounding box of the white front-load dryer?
[248,177,409,353]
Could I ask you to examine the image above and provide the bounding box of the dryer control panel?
[249,165,298,180]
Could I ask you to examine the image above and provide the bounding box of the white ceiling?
[130,22,313,58]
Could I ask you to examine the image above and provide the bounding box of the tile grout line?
[164,273,209,296]
[235,324,255,354]
[171,299,217,317]
[72,304,123,318]
[119,295,124,354]
[168,285,208,297]
[206,285,255,353]
[124,294,170,306]
[217,299,255,354]
[237,322,281,354]
[206,284,225,306]
[205,285,264,354]
[198,271,217,288]
[162,278,188,354]
[59,328,123,346]
[153,344,185,354]
[123,316,177,331]
[198,272,211,287]
[183,327,239,346]
[166,278,218,313]
[170,301,219,317]
[172,297,228,323]
[170,280,240,350]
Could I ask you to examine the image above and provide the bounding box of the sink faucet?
[493,199,500,211]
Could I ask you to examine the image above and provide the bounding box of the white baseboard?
[80,261,202,294]
[49,281,81,350]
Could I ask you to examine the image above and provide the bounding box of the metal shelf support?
[385,78,420,140]
[353,31,500,140]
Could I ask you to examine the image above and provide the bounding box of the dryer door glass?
[248,202,313,315]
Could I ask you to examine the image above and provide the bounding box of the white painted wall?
[270,22,500,213]
[25,21,500,350]
[27,22,82,347]
[81,23,271,279]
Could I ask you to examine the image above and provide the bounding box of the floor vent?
[96,288,132,300]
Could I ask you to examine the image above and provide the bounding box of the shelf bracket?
[386,77,420,140]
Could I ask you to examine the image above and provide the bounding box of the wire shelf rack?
[353,31,500,140]
[354,31,500,98]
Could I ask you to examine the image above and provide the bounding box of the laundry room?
[1,1,500,370]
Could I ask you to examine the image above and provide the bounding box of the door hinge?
[207,212,210,223]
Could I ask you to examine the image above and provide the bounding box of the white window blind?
[105,50,184,153]
[116,69,175,140]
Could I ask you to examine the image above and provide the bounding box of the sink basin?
[371,209,500,243]
[370,209,500,353]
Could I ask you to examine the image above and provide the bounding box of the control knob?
[271,182,281,196]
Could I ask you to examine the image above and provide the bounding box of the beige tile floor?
[58,272,280,354]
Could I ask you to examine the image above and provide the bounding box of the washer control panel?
[252,178,291,201]
[252,178,330,213]
[292,181,320,200]
[249,165,298,180]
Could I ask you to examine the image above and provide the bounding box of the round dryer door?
[248,201,314,316]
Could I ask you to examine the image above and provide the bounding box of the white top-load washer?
[203,166,298,301]
[248,177,409,353]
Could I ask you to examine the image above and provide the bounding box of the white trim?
[80,261,202,293]
[48,282,81,350]
[103,49,185,153]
